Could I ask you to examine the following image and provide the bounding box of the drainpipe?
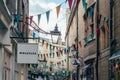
[76,7,79,80]
[110,0,113,56]
[96,0,100,80]
[109,0,114,80]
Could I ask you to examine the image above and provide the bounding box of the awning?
[109,50,120,60]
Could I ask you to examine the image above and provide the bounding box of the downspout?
[76,7,79,80]
[109,0,114,80]
[76,1,80,80]
[110,0,113,56]
[96,0,100,80]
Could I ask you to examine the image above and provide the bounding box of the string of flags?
[13,0,74,35]
[29,0,73,25]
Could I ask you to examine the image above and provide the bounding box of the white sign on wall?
[17,43,38,64]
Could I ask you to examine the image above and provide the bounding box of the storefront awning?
[109,50,120,60]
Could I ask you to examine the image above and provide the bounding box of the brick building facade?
[66,0,120,80]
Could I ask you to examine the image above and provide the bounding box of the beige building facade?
[0,0,29,80]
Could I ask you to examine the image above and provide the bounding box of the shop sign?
[17,43,38,64]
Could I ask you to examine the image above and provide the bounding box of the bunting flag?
[64,48,66,54]
[104,22,109,32]
[22,22,25,31]
[72,44,76,50]
[82,0,86,7]
[56,52,58,57]
[49,53,51,58]
[65,59,66,62]
[97,28,100,36]
[42,39,44,46]
[50,67,52,71]
[38,37,40,42]
[53,53,55,58]
[60,50,63,56]
[50,44,52,50]
[59,62,61,64]
[68,47,71,52]
[53,46,55,51]
[33,32,35,39]
[68,0,73,10]
[65,0,67,3]
[78,41,82,48]
[14,15,20,24]
[90,7,93,18]
[27,28,30,36]
[84,37,88,44]
[46,11,50,23]
[90,33,94,40]
[56,5,61,18]
[46,43,48,48]
[62,60,64,63]
[56,47,58,50]
[38,14,41,25]
[46,54,48,57]
[30,16,33,26]
[22,16,26,31]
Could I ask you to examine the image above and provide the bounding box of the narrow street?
[0,0,120,80]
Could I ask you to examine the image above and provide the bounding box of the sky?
[29,0,69,42]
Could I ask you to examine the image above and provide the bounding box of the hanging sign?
[17,43,38,64]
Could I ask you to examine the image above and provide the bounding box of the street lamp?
[50,24,61,43]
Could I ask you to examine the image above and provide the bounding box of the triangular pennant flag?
[42,39,44,46]
[82,0,86,7]
[64,48,66,54]
[53,46,55,51]
[78,41,82,48]
[90,33,94,40]
[38,37,40,42]
[68,0,73,10]
[97,28,100,36]
[72,44,76,50]
[27,28,30,36]
[38,14,41,25]
[46,43,48,48]
[68,47,71,52]
[50,44,52,50]
[30,16,33,26]
[33,32,35,39]
[84,37,88,44]
[90,7,93,18]
[50,53,51,58]
[56,5,61,18]
[22,22,25,31]
[14,15,20,24]
[60,50,63,56]
[46,11,50,23]
[22,16,26,31]
[65,0,67,3]
[53,53,55,58]
[104,22,109,32]
[56,52,58,57]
